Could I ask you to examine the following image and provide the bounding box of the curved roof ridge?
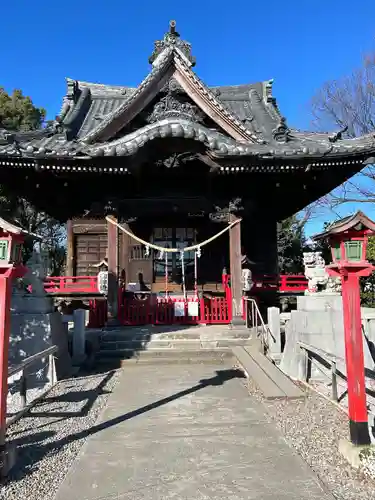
[173,55,262,144]
[65,77,136,94]
[81,48,175,144]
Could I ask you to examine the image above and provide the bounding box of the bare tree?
[0,194,66,274]
[311,55,375,208]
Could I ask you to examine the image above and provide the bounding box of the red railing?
[43,276,99,294]
[87,299,108,328]
[251,274,308,293]
[42,274,308,295]
[279,275,308,292]
[85,273,308,329]
[118,295,231,326]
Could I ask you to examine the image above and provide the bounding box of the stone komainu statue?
[303,251,341,294]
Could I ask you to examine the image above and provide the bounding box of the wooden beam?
[106,215,119,323]
[229,214,244,324]
[66,219,74,276]
[197,153,221,173]
[118,222,131,288]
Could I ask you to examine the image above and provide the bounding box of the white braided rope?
[106,216,241,253]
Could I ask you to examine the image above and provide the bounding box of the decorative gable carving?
[146,82,204,124]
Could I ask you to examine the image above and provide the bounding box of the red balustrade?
[43,276,99,294]
[278,275,308,293]
[42,274,307,295]
[252,274,308,293]
[47,273,308,329]
[118,296,231,326]
[87,299,107,328]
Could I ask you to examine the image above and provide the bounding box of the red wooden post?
[328,266,372,445]
[0,274,12,454]
[342,272,369,443]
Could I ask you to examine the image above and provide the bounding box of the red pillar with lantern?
[0,218,32,475]
[315,211,375,446]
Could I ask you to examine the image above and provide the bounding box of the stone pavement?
[54,363,333,500]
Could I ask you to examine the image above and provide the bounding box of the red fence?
[42,274,308,295]
[279,275,308,292]
[252,274,308,293]
[86,274,308,329]
[87,299,108,328]
[44,276,98,294]
[118,296,231,326]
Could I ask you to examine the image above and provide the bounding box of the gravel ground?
[1,367,122,500]
[246,378,375,500]
[7,361,51,417]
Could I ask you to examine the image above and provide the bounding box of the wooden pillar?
[229,214,244,325]
[118,222,131,288]
[66,220,74,276]
[106,215,119,323]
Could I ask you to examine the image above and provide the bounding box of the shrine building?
[0,21,374,323]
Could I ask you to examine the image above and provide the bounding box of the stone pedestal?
[72,309,86,365]
[8,253,72,394]
[267,307,281,355]
[280,293,374,381]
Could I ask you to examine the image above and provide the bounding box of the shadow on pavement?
[4,367,244,486]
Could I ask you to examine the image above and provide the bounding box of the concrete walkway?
[54,363,333,500]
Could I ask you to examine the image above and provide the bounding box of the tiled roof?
[1,24,375,167]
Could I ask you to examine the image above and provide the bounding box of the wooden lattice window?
[0,240,9,260]
[12,243,22,263]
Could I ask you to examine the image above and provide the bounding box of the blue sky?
[2,1,375,234]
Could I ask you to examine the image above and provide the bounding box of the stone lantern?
[315,211,375,447]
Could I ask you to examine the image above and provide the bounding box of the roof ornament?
[0,129,15,146]
[272,117,291,143]
[328,125,348,143]
[149,20,196,67]
[209,198,243,223]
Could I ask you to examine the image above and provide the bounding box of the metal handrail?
[297,341,342,402]
[243,297,276,351]
[298,340,375,406]
[8,346,57,377]
[7,345,58,427]
[297,341,344,364]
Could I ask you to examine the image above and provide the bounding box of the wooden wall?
[66,217,230,286]
[68,219,107,276]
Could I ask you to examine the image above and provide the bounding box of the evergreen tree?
[0,88,46,131]
[277,215,306,274]
[0,87,65,274]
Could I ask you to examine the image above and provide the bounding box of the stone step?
[96,348,233,365]
[99,338,256,350]
[99,329,252,342]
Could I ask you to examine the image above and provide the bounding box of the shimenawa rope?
[105,216,241,253]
